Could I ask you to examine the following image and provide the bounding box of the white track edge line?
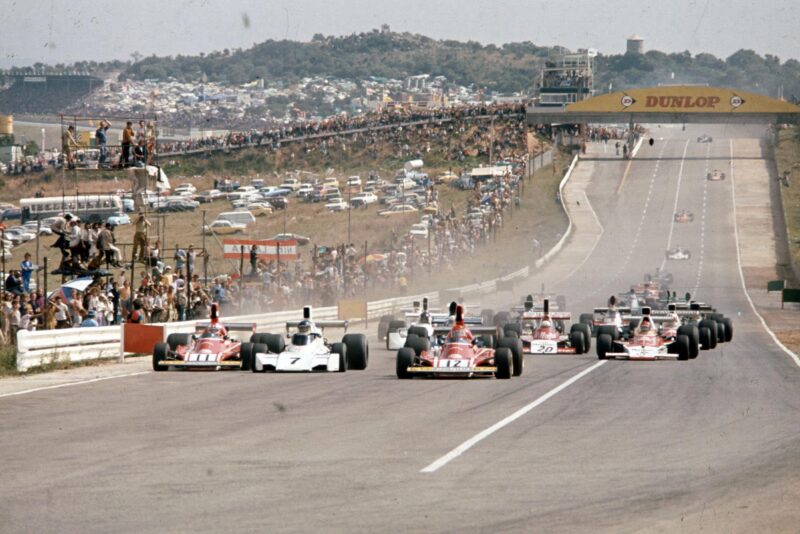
[660,139,690,271]
[0,371,152,399]
[729,139,800,368]
[420,360,608,473]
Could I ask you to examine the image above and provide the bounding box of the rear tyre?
[342,333,369,370]
[377,314,395,340]
[166,333,191,351]
[569,330,585,355]
[153,342,169,371]
[699,319,718,349]
[716,322,726,344]
[261,333,285,354]
[396,347,416,379]
[597,334,612,360]
[407,326,429,339]
[331,342,347,372]
[493,312,511,328]
[597,325,619,341]
[503,323,521,338]
[675,334,690,360]
[481,334,495,349]
[577,323,592,352]
[240,342,254,371]
[721,317,733,342]
[498,336,524,376]
[678,325,700,359]
[699,326,713,350]
[404,334,431,357]
[495,347,512,379]
[579,313,593,326]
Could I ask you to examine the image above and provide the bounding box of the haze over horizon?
[3,0,799,70]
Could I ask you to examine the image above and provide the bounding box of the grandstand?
[0,72,102,115]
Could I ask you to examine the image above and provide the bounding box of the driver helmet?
[298,320,312,334]
[419,311,431,324]
[449,328,466,342]
[208,324,221,336]
[540,319,552,329]
[639,318,652,333]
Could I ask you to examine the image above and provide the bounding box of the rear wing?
[430,314,483,326]
[593,307,632,315]
[195,322,256,333]
[432,326,498,337]
[285,320,348,333]
[521,311,571,321]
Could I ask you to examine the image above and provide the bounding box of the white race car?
[387,299,484,350]
[250,307,369,372]
[665,247,691,260]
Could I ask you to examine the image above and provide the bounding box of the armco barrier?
[535,155,579,270]
[17,326,121,373]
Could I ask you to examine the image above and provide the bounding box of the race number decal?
[187,353,218,362]
[531,341,556,353]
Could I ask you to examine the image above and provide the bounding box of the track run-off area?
[1,125,798,533]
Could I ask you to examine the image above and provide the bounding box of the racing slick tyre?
[597,334,613,360]
[407,326,430,339]
[569,330,585,355]
[166,333,192,351]
[721,317,734,342]
[715,322,726,344]
[250,343,267,373]
[579,313,593,326]
[493,311,511,328]
[404,334,431,357]
[557,295,567,311]
[342,333,369,370]
[378,314,395,340]
[678,325,700,359]
[386,320,407,349]
[331,342,347,373]
[503,323,521,338]
[481,309,495,326]
[670,334,690,361]
[260,333,285,355]
[498,336,524,377]
[597,325,619,341]
[239,342,254,371]
[699,319,718,349]
[494,347,513,379]
[481,334,495,349]
[699,326,713,351]
[396,348,416,379]
[577,323,592,352]
[153,342,169,371]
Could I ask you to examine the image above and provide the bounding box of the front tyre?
[153,342,169,371]
[495,347,512,379]
[342,333,369,370]
[396,347,415,379]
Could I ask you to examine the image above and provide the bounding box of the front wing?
[254,349,341,372]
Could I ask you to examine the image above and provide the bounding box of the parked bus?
[20,194,124,224]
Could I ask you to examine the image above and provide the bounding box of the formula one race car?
[674,210,694,223]
[250,306,368,372]
[152,304,256,371]
[505,299,591,355]
[388,299,485,350]
[396,304,523,379]
[697,134,713,143]
[665,247,691,260]
[707,169,726,181]
[596,306,694,361]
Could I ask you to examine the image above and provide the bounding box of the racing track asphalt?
[1,125,799,533]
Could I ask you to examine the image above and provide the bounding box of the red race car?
[396,305,523,379]
[152,304,257,371]
[596,307,694,361]
[509,299,590,355]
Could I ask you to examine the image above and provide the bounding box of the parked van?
[215,210,256,227]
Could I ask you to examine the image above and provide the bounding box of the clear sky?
[2,0,798,68]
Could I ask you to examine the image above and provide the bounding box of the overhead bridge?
[526,86,800,125]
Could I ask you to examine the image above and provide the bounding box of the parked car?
[216,211,256,227]
[245,202,273,216]
[174,183,197,194]
[346,176,362,188]
[296,184,314,198]
[350,192,378,208]
[22,221,53,235]
[270,233,311,246]
[379,204,418,216]
[325,198,350,212]
[203,220,247,235]
[409,223,429,238]
[197,189,223,203]
[266,196,289,210]
[107,214,131,226]
[279,178,302,191]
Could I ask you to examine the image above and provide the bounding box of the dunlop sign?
[567,86,800,114]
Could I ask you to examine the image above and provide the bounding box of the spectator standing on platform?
[62,125,78,170]
[20,253,34,293]
[121,121,135,167]
[80,310,99,327]
[53,296,71,329]
[131,212,150,263]
[95,120,111,167]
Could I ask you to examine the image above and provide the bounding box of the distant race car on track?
[152,304,256,371]
[707,169,726,181]
[665,247,691,260]
[504,298,591,355]
[250,306,368,372]
[674,210,694,223]
[697,134,713,143]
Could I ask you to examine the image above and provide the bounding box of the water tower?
[627,35,644,55]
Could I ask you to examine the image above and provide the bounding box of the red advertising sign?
[223,239,299,261]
